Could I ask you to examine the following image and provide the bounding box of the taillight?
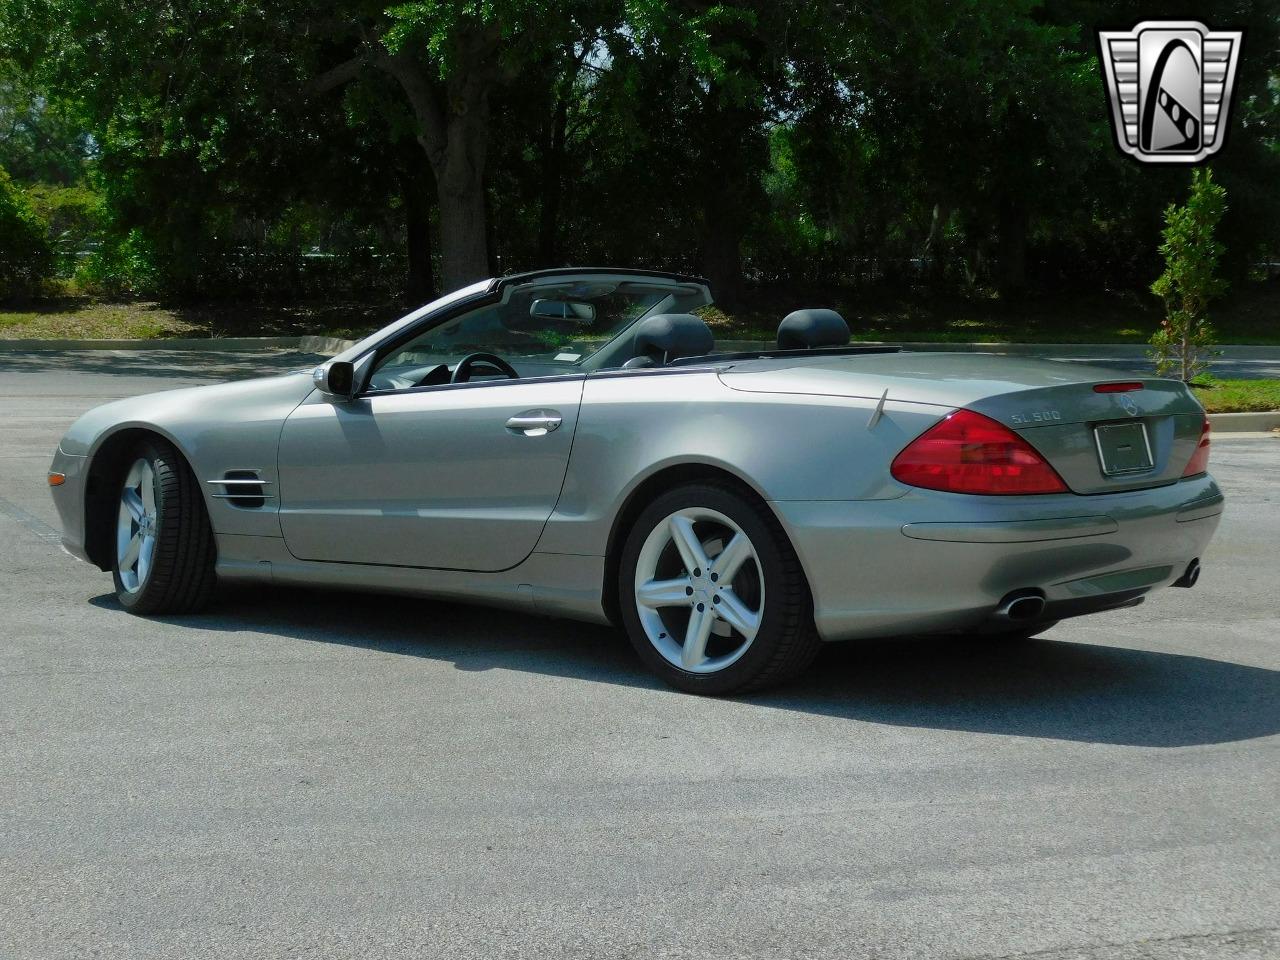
[891,409,1069,495]
[1183,417,1211,477]
[1093,382,1144,393]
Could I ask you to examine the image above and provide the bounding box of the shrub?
[72,228,161,298]
[22,182,103,277]
[0,166,55,299]
[1150,168,1228,382]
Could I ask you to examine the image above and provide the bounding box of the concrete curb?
[0,336,301,352]
[723,340,1280,359]
[299,335,359,355]
[868,342,1280,359]
[1207,412,1280,433]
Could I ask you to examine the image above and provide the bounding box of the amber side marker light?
[47,473,66,486]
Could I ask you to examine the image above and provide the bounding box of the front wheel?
[618,482,821,695]
[112,439,217,614]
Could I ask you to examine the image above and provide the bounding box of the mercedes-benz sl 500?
[48,268,1223,693]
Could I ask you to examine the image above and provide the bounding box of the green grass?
[0,300,180,339]
[0,298,386,341]
[1191,378,1280,413]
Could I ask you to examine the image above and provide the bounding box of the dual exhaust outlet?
[995,558,1202,622]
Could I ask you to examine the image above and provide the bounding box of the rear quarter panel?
[535,368,949,557]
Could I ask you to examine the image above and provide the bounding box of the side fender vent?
[207,469,272,509]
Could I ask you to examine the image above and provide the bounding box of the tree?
[2,0,1277,308]
[0,63,94,185]
[1150,168,1228,383]
[0,165,54,299]
[307,1,623,291]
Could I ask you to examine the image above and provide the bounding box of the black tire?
[618,481,821,695]
[111,438,217,614]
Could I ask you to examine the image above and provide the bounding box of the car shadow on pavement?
[91,585,1280,749]
[787,635,1280,748]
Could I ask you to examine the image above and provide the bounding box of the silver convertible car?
[48,268,1223,693]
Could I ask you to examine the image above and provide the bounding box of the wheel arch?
[82,426,197,570]
[600,460,794,628]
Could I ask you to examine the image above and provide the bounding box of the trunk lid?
[718,352,1206,494]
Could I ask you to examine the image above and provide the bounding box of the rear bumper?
[771,474,1224,641]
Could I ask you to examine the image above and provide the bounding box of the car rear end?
[720,354,1223,641]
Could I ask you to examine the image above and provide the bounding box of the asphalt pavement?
[1,351,1277,960]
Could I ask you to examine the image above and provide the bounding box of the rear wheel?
[618,482,820,695]
[112,439,216,614]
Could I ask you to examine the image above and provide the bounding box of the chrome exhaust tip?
[1173,558,1201,589]
[996,590,1047,622]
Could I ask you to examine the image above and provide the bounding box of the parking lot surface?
[2,351,1277,960]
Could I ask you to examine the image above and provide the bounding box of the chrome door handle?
[505,410,563,436]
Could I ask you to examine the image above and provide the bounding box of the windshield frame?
[345,272,713,394]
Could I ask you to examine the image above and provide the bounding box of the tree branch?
[304,55,367,98]
[373,50,448,171]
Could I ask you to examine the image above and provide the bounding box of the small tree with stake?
[1150,168,1228,383]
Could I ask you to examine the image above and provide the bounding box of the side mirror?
[312,360,355,400]
[530,299,596,323]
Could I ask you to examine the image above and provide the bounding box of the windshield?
[369,280,706,389]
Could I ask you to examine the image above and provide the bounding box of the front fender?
[56,373,316,555]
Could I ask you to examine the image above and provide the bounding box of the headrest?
[632,314,715,364]
[777,309,850,349]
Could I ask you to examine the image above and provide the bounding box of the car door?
[276,376,584,572]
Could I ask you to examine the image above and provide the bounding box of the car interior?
[363,283,857,393]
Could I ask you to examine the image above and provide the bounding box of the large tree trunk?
[700,226,743,306]
[997,196,1028,299]
[694,84,761,307]
[925,202,951,288]
[374,44,495,292]
[536,96,569,266]
[437,176,488,291]
[433,107,491,291]
[537,54,577,266]
[400,172,435,302]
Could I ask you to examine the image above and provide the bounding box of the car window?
[368,281,700,390]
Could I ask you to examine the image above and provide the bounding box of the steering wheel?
[450,352,520,384]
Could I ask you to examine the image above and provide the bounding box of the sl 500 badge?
[1011,410,1062,425]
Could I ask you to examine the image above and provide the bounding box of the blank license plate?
[1094,421,1153,475]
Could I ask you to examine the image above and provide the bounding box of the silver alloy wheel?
[116,457,159,594]
[633,507,764,673]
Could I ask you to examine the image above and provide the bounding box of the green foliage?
[1150,169,1229,382]
[22,181,102,275]
[0,166,55,299]
[71,228,159,297]
[0,63,94,184]
[0,0,1277,306]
